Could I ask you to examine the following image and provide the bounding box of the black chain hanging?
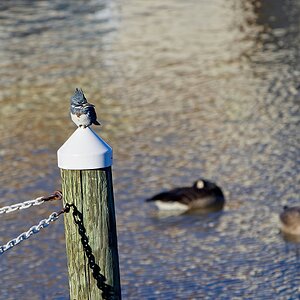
[65,203,115,300]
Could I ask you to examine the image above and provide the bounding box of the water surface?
[0,0,299,299]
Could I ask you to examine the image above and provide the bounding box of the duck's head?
[193,179,215,190]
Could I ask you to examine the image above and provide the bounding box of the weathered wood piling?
[58,127,121,299]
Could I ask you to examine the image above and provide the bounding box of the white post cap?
[57,127,113,170]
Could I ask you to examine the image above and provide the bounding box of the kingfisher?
[70,88,101,128]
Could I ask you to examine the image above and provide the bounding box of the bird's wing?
[82,105,100,125]
[83,102,95,108]
[146,191,179,202]
[146,188,193,204]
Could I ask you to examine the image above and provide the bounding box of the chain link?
[66,203,114,299]
[0,191,64,255]
[0,197,45,214]
[0,191,62,215]
[0,210,64,255]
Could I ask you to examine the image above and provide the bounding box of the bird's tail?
[93,120,101,125]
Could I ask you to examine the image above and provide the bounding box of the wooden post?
[58,127,121,299]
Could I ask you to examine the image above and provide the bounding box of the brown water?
[0,0,299,299]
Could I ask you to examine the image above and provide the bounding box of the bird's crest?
[71,88,87,105]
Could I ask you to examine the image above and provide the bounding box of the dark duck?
[146,179,225,212]
[279,206,300,236]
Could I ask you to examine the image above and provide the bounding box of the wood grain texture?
[61,167,121,300]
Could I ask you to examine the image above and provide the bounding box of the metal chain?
[0,191,62,215]
[0,208,65,255]
[66,203,114,299]
[0,191,64,255]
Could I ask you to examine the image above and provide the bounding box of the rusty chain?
[0,191,62,214]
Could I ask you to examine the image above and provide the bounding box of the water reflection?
[281,232,300,244]
[0,0,299,299]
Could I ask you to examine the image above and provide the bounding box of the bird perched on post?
[70,88,101,128]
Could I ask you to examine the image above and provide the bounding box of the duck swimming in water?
[146,179,225,212]
[279,206,300,236]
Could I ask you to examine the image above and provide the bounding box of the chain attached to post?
[0,191,62,215]
[65,203,115,300]
[0,191,64,255]
[0,210,64,255]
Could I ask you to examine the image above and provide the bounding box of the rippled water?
[0,0,299,299]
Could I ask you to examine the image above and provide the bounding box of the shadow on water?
[149,206,224,235]
[66,204,115,300]
[281,232,300,245]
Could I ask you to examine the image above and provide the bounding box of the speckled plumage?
[70,88,100,128]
